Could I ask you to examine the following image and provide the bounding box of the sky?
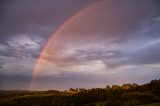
[0,0,160,90]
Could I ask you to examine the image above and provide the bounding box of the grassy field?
[139,102,160,106]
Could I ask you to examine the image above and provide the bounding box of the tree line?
[0,79,160,106]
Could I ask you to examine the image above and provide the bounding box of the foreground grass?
[139,102,160,106]
[1,92,160,106]
[84,102,160,106]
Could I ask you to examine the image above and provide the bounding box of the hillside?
[0,79,160,106]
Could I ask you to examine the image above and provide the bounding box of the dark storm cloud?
[51,0,159,46]
[0,0,98,40]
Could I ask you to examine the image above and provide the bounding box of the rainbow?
[30,1,105,89]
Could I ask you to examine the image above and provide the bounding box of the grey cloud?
[0,75,32,90]
[2,68,160,90]
[0,0,98,40]
[28,66,160,90]
[0,63,4,70]
[126,42,160,65]
[70,14,160,67]
[42,36,160,68]
[0,34,44,59]
[0,35,40,78]
[40,0,160,68]
[0,55,35,77]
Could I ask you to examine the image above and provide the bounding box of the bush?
[104,100,121,106]
[121,99,140,106]
[122,92,160,105]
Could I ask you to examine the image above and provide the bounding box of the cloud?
[0,0,100,89]
[0,34,44,59]
[1,0,160,90]
[0,63,4,70]
[0,75,32,90]
[41,11,160,68]
[0,55,35,76]
[0,34,43,77]
[0,0,98,40]
[34,1,160,89]
[0,43,8,51]
[7,35,43,50]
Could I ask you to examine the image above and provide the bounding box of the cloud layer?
[1,0,160,90]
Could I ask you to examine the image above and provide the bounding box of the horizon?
[0,79,158,91]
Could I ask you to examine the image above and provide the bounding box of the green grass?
[138,102,160,106]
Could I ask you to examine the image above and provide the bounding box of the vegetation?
[138,102,160,106]
[0,79,160,106]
